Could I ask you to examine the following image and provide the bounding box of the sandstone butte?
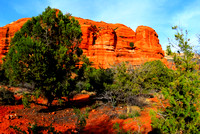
[0,17,168,68]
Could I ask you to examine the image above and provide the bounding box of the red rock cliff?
[0,17,167,68]
[0,18,31,61]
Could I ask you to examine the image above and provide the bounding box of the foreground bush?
[151,26,200,133]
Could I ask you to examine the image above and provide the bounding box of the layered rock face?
[0,17,167,68]
[75,17,166,68]
[0,18,31,62]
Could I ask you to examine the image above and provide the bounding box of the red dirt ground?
[0,89,162,134]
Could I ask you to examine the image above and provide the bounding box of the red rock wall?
[0,17,167,68]
[0,18,31,62]
[75,17,166,68]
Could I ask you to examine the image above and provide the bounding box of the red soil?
[0,93,161,134]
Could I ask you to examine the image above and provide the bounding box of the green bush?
[118,111,140,120]
[151,26,200,133]
[128,111,140,118]
[75,57,114,94]
[118,114,128,119]
[129,42,135,49]
[104,62,136,106]
[103,61,174,107]
[0,87,15,105]
[0,63,9,85]
[88,68,113,93]
[113,123,132,134]
[91,102,100,110]
[10,122,61,134]
[22,93,31,108]
[137,60,174,92]
[74,108,90,132]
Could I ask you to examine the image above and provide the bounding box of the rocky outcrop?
[75,17,166,68]
[0,18,31,62]
[0,17,167,68]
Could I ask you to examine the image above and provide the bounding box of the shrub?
[10,122,61,134]
[128,111,140,118]
[74,108,89,132]
[22,93,31,108]
[129,42,135,49]
[118,111,140,119]
[113,123,132,134]
[75,57,114,94]
[118,114,128,119]
[104,62,136,106]
[3,7,82,106]
[104,61,174,107]
[88,68,114,94]
[151,26,200,133]
[0,87,15,105]
[0,63,9,85]
[137,60,174,92]
[91,102,100,110]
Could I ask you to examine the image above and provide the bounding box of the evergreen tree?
[151,26,200,133]
[3,7,83,106]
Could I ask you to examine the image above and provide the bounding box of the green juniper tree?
[3,7,83,106]
[151,26,200,133]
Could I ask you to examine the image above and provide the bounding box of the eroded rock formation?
[0,18,31,61]
[0,17,167,68]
